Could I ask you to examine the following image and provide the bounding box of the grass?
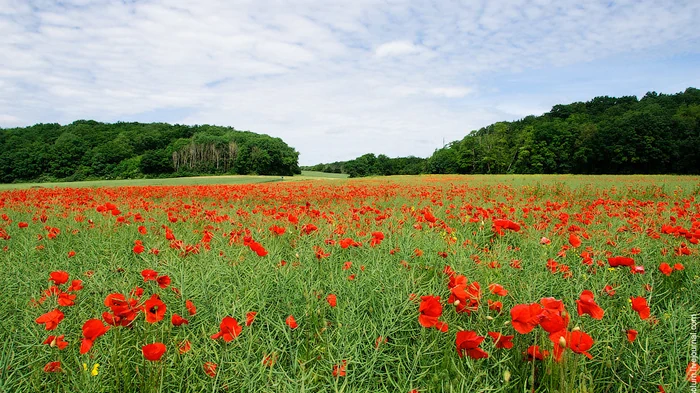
[0,175,697,392]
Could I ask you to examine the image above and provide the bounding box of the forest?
[0,121,301,183]
[305,87,700,177]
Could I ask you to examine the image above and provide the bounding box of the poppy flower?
[510,303,543,334]
[487,300,503,313]
[488,283,508,297]
[67,250,76,258]
[626,329,638,342]
[156,275,171,289]
[43,361,62,373]
[133,242,145,254]
[178,340,191,354]
[658,263,673,276]
[141,269,157,282]
[603,285,616,297]
[80,319,110,354]
[185,299,197,316]
[67,279,83,292]
[138,225,147,235]
[488,332,514,349]
[246,311,257,326]
[576,290,604,319]
[48,271,69,285]
[630,297,651,320]
[524,345,549,361]
[434,321,449,333]
[455,330,489,359]
[142,343,166,361]
[608,256,634,267]
[143,294,166,323]
[569,233,582,248]
[35,309,65,331]
[333,360,347,377]
[286,315,298,329]
[538,298,569,334]
[568,331,594,359]
[327,294,337,308]
[211,316,243,342]
[203,362,217,378]
[674,263,685,271]
[57,292,77,307]
[418,296,443,328]
[171,314,189,326]
[43,335,69,350]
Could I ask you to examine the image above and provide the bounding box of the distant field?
[0,171,349,190]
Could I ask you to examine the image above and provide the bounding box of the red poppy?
[539,298,569,334]
[631,297,651,320]
[156,275,171,289]
[80,319,110,354]
[524,345,549,361]
[211,316,243,341]
[179,340,191,354]
[138,225,147,235]
[608,256,634,267]
[325,293,338,307]
[286,315,299,329]
[568,330,594,359]
[171,314,189,326]
[488,283,508,297]
[658,262,673,276]
[203,362,217,378]
[603,285,616,296]
[186,299,197,316]
[488,332,514,349]
[48,271,69,285]
[569,233,582,248]
[674,263,685,271]
[43,361,62,373]
[142,342,166,361]
[418,296,443,328]
[67,279,83,292]
[57,292,76,307]
[487,300,502,313]
[143,294,166,323]
[626,329,638,342]
[133,242,145,254]
[141,269,157,281]
[246,311,257,326]
[18,222,28,228]
[576,290,604,320]
[510,303,542,334]
[43,335,69,350]
[35,309,64,331]
[67,250,76,258]
[455,330,489,359]
[333,360,347,377]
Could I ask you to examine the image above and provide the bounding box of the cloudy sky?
[2,0,699,165]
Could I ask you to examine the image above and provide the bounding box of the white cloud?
[0,0,699,165]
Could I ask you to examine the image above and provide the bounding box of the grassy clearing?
[0,175,697,392]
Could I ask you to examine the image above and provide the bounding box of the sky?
[1,0,699,165]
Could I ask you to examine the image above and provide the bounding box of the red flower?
[488,283,508,297]
[48,271,69,285]
[156,275,171,289]
[455,330,489,359]
[539,298,569,334]
[569,233,582,248]
[43,361,62,373]
[186,299,197,316]
[333,360,347,377]
[57,292,76,307]
[626,329,638,342]
[138,225,147,235]
[487,300,502,313]
[67,279,83,292]
[171,314,189,326]
[488,332,514,349]
[286,315,298,329]
[525,345,549,361]
[80,319,110,354]
[43,335,68,350]
[418,296,443,328]
[510,303,542,334]
[143,294,167,323]
[568,330,594,359]
[658,262,672,276]
[179,340,192,354]
[576,290,604,320]
[203,362,217,378]
[608,256,634,267]
[211,316,242,342]
[67,250,76,258]
[603,285,616,297]
[142,343,166,361]
[35,309,64,331]
[687,362,699,383]
[674,263,685,271]
[246,311,257,326]
[631,297,651,320]
[141,269,157,282]
[327,294,337,308]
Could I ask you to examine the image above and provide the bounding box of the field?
[0,174,698,392]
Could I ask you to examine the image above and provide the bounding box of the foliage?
[0,121,301,183]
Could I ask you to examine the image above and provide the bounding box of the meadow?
[0,174,697,392]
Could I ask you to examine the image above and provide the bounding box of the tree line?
[305,87,700,177]
[0,121,301,183]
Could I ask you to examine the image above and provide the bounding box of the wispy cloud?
[1,0,699,164]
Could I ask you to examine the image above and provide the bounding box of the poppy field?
[0,175,698,392]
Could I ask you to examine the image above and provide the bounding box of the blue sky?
[1,0,699,165]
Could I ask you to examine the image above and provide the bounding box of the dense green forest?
[0,121,301,183]
[307,87,700,177]
[303,155,427,178]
